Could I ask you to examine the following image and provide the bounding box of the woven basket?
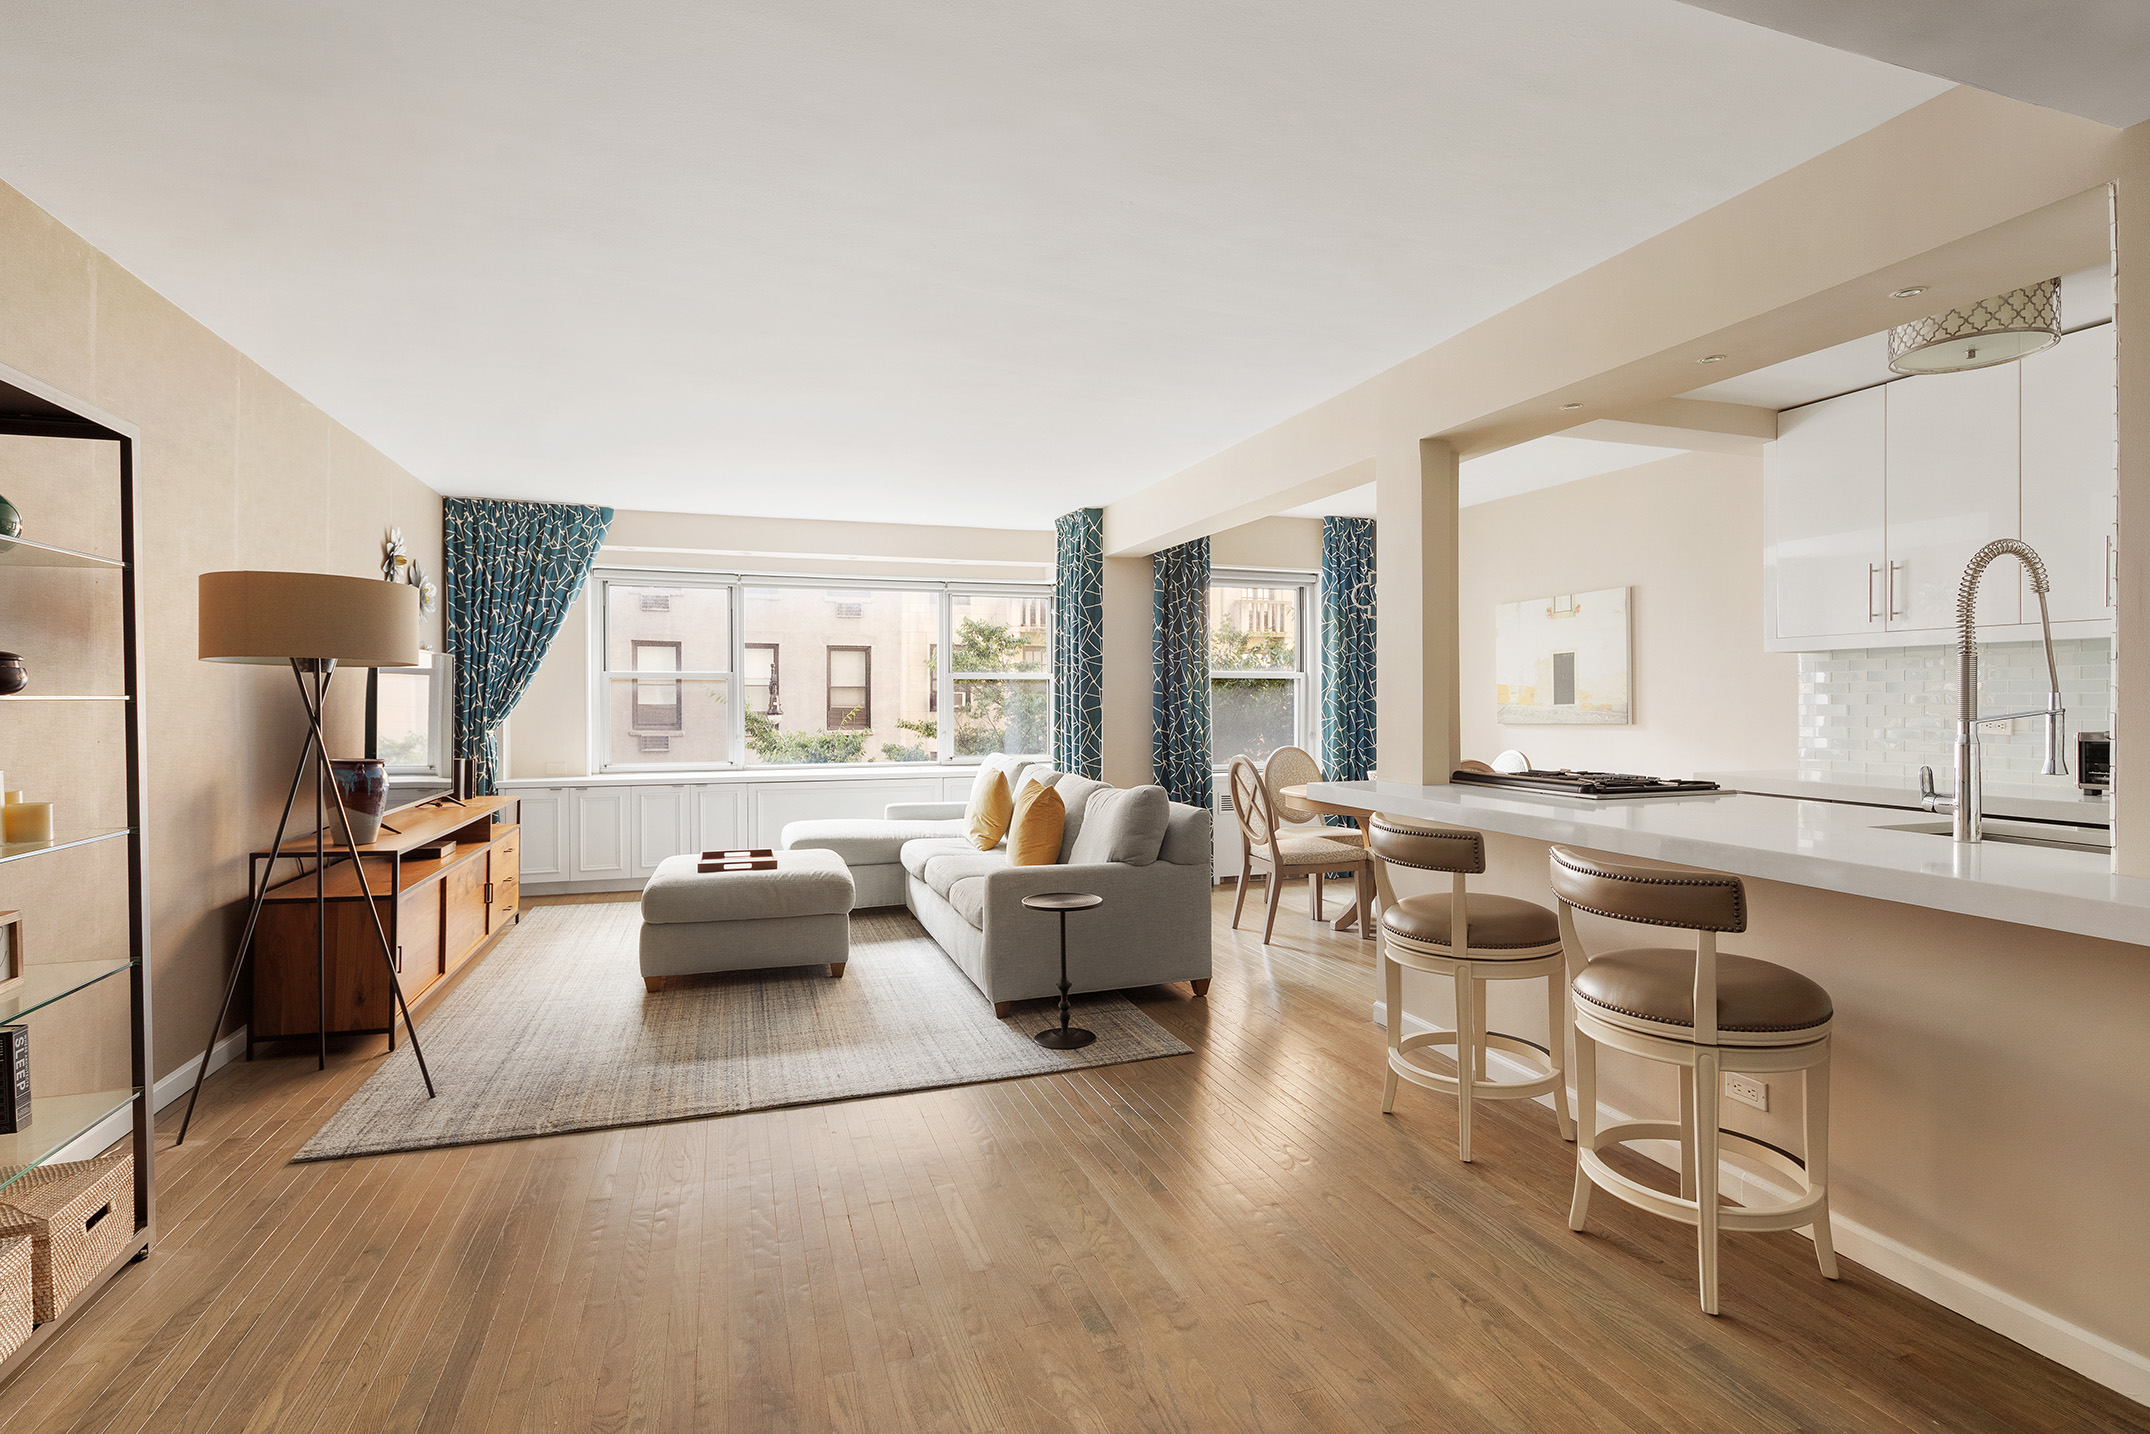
[0,1155,134,1323]
[0,1237,30,1359]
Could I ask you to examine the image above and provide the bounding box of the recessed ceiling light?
[1558,402,1585,411]
[1890,286,1928,299]
[1696,353,1728,364]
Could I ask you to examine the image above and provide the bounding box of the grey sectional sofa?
[782,755,1213,1013]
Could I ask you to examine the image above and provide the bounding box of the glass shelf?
[0,1088,139,1195]
[0,694,129,703]
[0,828,131,865]
[0,959,134,1023]
[0,536,123,569]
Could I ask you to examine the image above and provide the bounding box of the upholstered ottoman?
[638,849,855,989]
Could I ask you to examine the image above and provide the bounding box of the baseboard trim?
[51,1027,251,1168]
[522,877,644,897]
[1371,1000,2150,1408]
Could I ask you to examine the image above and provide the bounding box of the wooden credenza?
[252,795,521,1044]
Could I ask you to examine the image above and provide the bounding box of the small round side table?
[1022,892,1102,1050]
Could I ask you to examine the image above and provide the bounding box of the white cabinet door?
[630,786,694,876]
[514,789,569,880]
[575,788,630,878]
[1766,388,1885,642]
[1885,364,2021,632]
[695,786,747,852]
[2021,323,2117,624]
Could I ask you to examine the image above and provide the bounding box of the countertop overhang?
[1304,781,2150,949]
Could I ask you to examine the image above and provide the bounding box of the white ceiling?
[1674,0,2150,128]
[1682,264,2112,410]
[0,2,1948,529]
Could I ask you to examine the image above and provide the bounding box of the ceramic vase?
[0,655,26,696]
[329,758,389,845]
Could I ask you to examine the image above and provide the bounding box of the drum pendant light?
[1887,278,2061,374]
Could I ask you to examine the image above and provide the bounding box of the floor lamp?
[176,571,438,1145]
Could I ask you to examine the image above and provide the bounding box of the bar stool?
[1368,815,1574,1160]
[1548,846,1838,1315]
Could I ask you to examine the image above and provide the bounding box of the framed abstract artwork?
[1493,587,1631,725]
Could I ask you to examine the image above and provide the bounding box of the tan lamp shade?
[199,570,422,666]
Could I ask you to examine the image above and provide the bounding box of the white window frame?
[588,568,1053,773]
[1208,568,1319,770]
[376,650,455,780]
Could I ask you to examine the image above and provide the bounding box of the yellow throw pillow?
[1008,780,1066,867]
[966,769,1014,850]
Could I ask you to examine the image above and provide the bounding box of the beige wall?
[1459,451,1797,776]
[507,508,1053,778]
[0,179,444,1084]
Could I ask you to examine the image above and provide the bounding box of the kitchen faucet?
[1919,538,2067,843]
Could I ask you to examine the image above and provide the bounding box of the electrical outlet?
[1724,1073,1769,1111]
[1977,717,2015,736]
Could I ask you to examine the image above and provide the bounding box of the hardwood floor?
[2,884,2141,1432]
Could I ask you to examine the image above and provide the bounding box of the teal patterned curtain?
[1052,508,1104,778]
[1150,537,1212,808]
[445,498,614,794]
[1320,517,1377,799]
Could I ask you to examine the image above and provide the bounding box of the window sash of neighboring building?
[825,645,871,729]
[744,642,780,715]
[629,639,685,731]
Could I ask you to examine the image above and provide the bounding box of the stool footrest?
[1579,1123,1828,1232]
[1391,1031,1560,1101]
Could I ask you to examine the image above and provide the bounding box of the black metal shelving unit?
[0,360,154,1386]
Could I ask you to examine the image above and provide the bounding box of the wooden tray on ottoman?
[0,1154,135,1323]
[0,1237,28,1358]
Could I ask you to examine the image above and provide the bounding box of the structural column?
[1096,554,1156,788]
[1375,437,1461,785]
[2114,127,2150,878]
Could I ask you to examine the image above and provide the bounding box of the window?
[370,650,454,777]
[599,581,733,769]
[1209,574,1314,767]
[744,643,779,715]
[950,590,1051,758]
[630,640,683,731]
[826,646,871,729]
[591,574,1051,769]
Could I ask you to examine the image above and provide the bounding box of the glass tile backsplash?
[1797,638,2111,789]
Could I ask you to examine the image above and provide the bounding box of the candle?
[2,802,52,844]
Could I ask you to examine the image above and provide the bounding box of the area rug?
[294,902,1193,1161]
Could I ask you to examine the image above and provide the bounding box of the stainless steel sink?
[1878,817,2112,854]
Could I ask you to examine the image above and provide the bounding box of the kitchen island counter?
[1304,780,2150,948]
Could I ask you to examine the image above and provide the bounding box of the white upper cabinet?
[1762,323,2114,651]
[1766,388,1885,641]
[1884,362,2021,632]
[2021,323,2117,624]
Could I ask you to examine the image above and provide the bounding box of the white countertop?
[1701,769,2110,827]
[1303,780,2150,949]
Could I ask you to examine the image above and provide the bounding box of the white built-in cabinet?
[1767,387,1885,642]
[507,770,984,892]
[2022,322,2119,623]
[1763,323,2116,652]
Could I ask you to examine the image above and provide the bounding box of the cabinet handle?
[484,882,495,905]
[1887,561,1904,621]
[1867,563,1879,623]
[395,945,404,973]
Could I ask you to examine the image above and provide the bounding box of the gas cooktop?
[1451,768,1722,800]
